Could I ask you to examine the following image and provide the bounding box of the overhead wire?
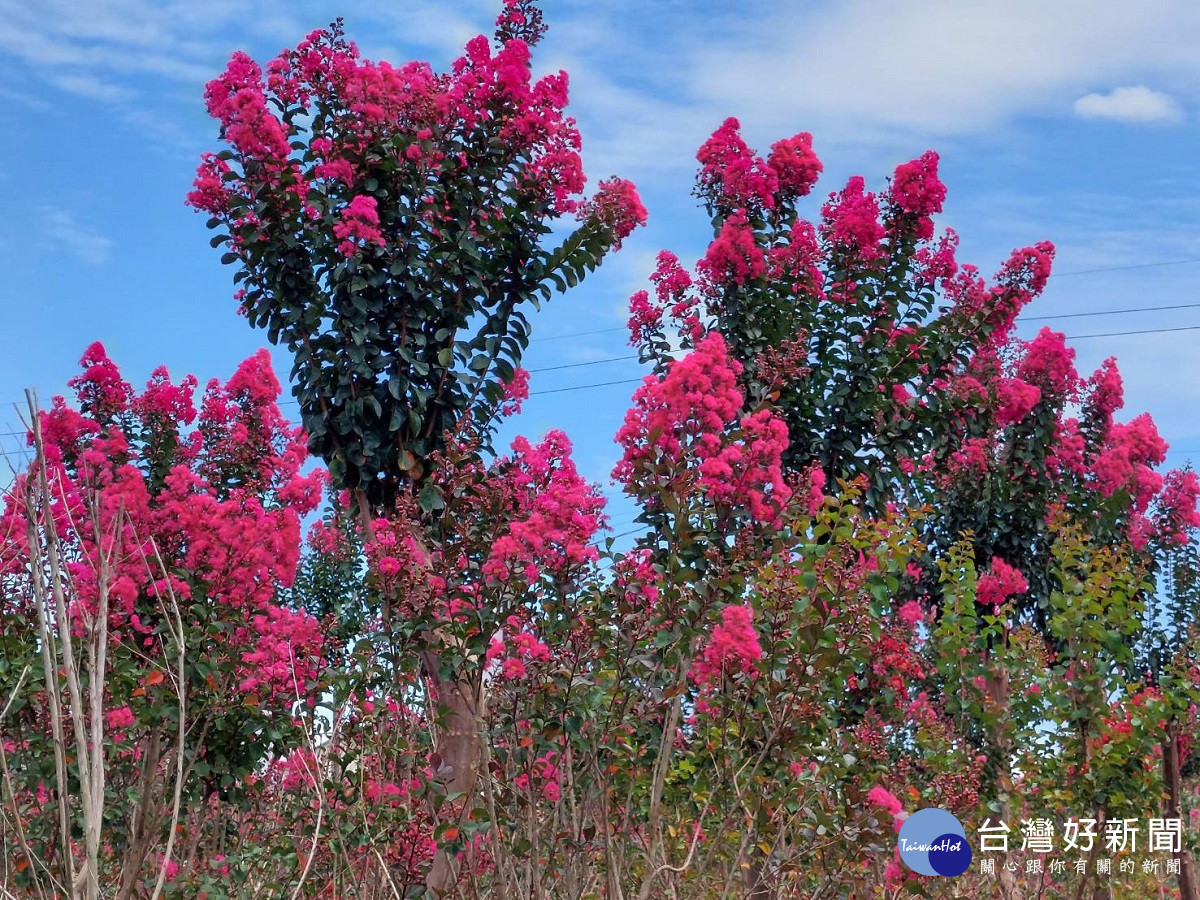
[3,314,1200,428]
[1047,257,1200,278]
[1025,302,1200,322]
[1061,325,1200,341]
[527,355,636,373]
[2,313,1199,423]
[4,257,1200,434]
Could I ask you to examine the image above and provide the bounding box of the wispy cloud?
[687,0,1200,139]
[45,71,133,103]
[37,207,113,266]
[1074,86,1183,123]
[0,84,53,111]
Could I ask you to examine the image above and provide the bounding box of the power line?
[0,376,651,440]
[533,326,625,343]
[4,259,1196,434]
[608,526,643,541]
[527,355,636,373]
[1050,258,1200,278]
[3,318,1200,428]
[590,525,645,548]
[5,313,1200,430]
[1026,302,1200,322]
[1062,325,1200,341]
[521,261,1200,347]
[6,256,1200,433]
[8,300,1195,430]
[530,377,644,396]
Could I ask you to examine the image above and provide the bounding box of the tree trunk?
[740,854,771,900]
[354,489,485,897]
[423,646,482,897]
[983,666,1024,900]
[1163,719,1198,900]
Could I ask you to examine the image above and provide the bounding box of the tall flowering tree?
[625,118,1200,897]
[189,1,645,892]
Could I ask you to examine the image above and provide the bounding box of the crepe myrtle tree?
[626,120,1200,898]
[189,0,646,517]
[629,119,1200,620]
[190,1,645,893]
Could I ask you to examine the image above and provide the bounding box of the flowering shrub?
[0,344,323,894]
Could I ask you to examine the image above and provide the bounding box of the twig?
[147,541,187,900]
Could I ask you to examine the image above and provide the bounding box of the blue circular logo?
[897,809,971,877]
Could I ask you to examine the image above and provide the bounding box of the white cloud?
[37,208,113,266]
[1074,85,1183,123]
[46,72,133,103]
[686,0,1200,139]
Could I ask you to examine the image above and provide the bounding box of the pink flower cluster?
[695,118,822,210]
[344,57,439,131]
[896,601,924,629]
[513,749,562,802]
[1155,469,1200,546]
[187,153,235,215]
[579,177,647,250]
[238,605,324,697]
[365,512,431,605]
[820,176,885,264]
[994,377,1042,426]
[976,557,1027,609]
[191,13,637,288]
[946,436,993,478]
[1086,358,1124,426]
[448,34,585,212]
[867,785,904,817]
[696,118,779,210]
[135,365,200,427]
[483,430,605,583]
[767,220,825,301]
[333,194,385,257]
[106,705,136,730]
[888,151,946,241]
[614,333,791,523]
[486,620,553,681]
[767,132,823,200]
[627,290,663,347]
[996,240,1056,297]
[613,548,661,612]
[495,0,548,46]
[1048,418,1087,477]
[698,210,765,287]
[1,344,326,711]
[912,230,960,287]
[945,243,1055,339]
[71,341,133,418]
[500,366,531,416]
[1091,413,1168,510]
[690,604,763,687]
[203,52,292,163]
[627,251,700,347]
[1017,327,1078,397]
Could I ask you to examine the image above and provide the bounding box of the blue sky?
[2,0,1199,534]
